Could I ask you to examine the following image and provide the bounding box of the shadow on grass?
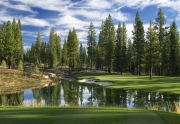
[1,107,179,124]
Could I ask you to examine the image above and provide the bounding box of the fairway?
[1,107,180,124]
[76,72,180,94]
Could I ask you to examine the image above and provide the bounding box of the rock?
[43,75,49,79]
[48,73,56,77]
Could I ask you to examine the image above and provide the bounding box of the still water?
[0,81,180,112]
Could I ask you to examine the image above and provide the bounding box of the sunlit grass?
[76,72,180,94]
[1,107,180,124]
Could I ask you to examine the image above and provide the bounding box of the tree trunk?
[150,64,152,80]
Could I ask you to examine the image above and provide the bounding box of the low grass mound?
[76,72,180,94]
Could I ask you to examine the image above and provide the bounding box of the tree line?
[0,18,24,69]
[87,8,179,78]
[0,8,179,77]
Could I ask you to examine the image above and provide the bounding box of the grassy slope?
[76,72,180,94]
[1,107,180,124]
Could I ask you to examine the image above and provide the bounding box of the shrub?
[1,60,7,68]
[33,65,39,73]
[18,60,24,71]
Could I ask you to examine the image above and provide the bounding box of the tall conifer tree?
[97,20,106,69]
[114,23,123,73]
[169,21,179,76]
[127,39,134,73]
[87,22,96,68]
[67,28,79,69]
[5,21,14,68]
[155,8,167,75]
[16,19,24,65]
[62,39,68,66]
[145,20,161,80]
[132,12,145,75]
[35,31,42,65]
[104,14,115,73]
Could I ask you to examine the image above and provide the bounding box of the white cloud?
[21,17,51,27]
[0,10,51,27]
[112,0,170,9]
[1,0,35,13]
[158,0,180,21]
[12,0,70,11]
[2,0,180,48]
[24,45,31,50]
[22,31,37,38]
[85,0,112,9]
[55,15,89,30]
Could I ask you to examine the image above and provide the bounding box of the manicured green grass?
[1,107,180,124]
[76,72,180,94]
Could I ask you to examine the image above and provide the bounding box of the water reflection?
[0,81,180,113]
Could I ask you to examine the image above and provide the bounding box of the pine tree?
[40,41,47,64]
[82,46,87,64]
[35,31,42,65]
[87,22,96,69]
[97,20,106,70]
[114,23,123,73]
[0,25,4,63]
[61,39,68,67]
[155,8,167,75]
[161,30,170,75]
[0,19,23,69]
[127,39,134,73]
[95,44,101,70]
[24,49,31,63]
[30,43,37,64]
[49,28,57,68]
[145,20,161,80]
[79,43,83,67]
[55,34,61,65]
[72,28,79,68]
[132,12,145,75]
[16,19,24,67]
[104,14,116,73]
[4,21,14,68]
[122,23,127,72]
[12,18,17,68]
[169,21,179,76]
[67,28,79,69]
[0,23,7,63]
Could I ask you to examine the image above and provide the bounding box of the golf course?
[76,72,180,94]
[1,72,180,124]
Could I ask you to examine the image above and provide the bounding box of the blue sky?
[0,0,180,50]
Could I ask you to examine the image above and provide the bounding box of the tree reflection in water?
[0,81,180,113]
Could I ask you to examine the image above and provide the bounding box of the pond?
[0,81,180,113]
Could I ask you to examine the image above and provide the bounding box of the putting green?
[76,72,180,94]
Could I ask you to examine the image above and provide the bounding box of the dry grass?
[146,103,160,111]
[0,69,54,94]
[166,102,180,114]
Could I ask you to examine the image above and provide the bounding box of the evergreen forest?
[0,8,180,77]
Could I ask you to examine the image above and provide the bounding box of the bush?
[33,65,40,73]
[18,60,24,71]
[1,60,7,68]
